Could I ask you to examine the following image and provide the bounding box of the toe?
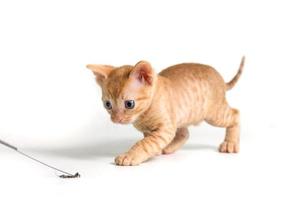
[234,143,240,153]
[115,154,126,165]
[219,142,227,153]
[219,141,239,153]
[227,142,234,153]
[122,156,131,166]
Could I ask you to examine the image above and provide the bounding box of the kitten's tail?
[226,56,245,91]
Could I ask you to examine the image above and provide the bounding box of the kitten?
[87,57,245,166]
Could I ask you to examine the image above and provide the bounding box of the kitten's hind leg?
[206,105,240,153]
[162,127,189,154]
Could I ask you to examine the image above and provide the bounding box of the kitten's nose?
[111,113,124,123]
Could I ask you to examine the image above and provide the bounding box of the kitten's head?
[87,61,156,124]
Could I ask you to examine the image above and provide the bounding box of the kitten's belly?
[159,63,226,127]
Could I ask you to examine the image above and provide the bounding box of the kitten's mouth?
[111,118,131,124]
[115,121,130,124]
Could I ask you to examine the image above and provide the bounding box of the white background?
[0,0,299,199]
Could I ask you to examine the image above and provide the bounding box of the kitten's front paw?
[115,153,145,166]
[219,141,239,153]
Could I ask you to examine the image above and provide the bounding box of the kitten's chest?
[133,120,154,134]
[133,113,161,134]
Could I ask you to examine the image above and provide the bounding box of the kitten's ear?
[130,61,155,85]
[86,64,114,84]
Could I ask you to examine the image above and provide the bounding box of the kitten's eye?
[125,100,135,109]
[104,100,112,110]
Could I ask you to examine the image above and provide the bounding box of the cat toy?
[0,139,80,178]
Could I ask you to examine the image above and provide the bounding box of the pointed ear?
[86,64,114,84]
[130,61,155,85]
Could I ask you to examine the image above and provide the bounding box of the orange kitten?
[87,57,245,166]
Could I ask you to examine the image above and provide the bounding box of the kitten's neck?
[133,75,176,133]
[134,75,172,121]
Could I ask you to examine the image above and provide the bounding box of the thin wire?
[17,150,74,176]
[1,139,77,177]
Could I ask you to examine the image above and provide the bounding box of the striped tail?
[226,56,245,91]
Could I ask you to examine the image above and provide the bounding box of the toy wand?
[0,139,80,178]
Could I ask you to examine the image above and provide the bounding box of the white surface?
[0,0,299,199]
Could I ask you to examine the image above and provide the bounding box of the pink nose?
[111,114,123,123]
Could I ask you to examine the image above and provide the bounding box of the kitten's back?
[158,63,227,126]
[159,63,226,90]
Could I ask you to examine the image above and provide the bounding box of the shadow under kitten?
[24,138,137,159]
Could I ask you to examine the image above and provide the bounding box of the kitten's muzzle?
[111,114,130,124]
